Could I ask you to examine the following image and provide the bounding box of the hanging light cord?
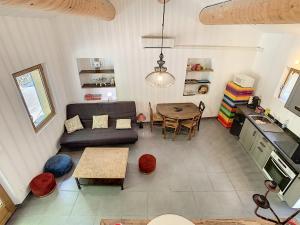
[160,0,166,55]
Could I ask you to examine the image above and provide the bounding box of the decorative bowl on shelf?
[198,85,209,94]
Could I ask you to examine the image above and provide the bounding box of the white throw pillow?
[92,115,108,129]
[65,115,84,134]
[116,119,131,129]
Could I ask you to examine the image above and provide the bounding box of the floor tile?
[67,215,96,225]
[168,192,199,219]
[6,215,42,225]
[189,172,213,192]
[38,216,69,225]
[70,194,100,216]
[147,191,172,218]
[194,191,248,218]
[121,192,148,217]
[227,171,266,191]
[207,173,235,191]
[97,195,123,217]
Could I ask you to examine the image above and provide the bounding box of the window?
[13,64,55,132]
[278,68,300,103]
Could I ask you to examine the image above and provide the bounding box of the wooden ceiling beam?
[0,0,116,20]
[199,0,300,25]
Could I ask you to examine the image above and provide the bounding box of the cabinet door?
[251,134,274,169]
[239,119,258,152]
[284,175,300,208]
[0,185,15,225]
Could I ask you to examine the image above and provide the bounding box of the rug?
[100,219,275,225]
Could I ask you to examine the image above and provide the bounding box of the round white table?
[147,214,195,225]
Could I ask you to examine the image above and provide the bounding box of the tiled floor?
[7,119,300,225]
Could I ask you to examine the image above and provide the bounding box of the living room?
[1,0,300,225]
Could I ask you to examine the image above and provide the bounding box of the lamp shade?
[137,113,146,122]
[145,67,175,88]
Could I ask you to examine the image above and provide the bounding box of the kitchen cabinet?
[250,132,274,169]
[0,185,15,225]
[239,118,274,169]
[285,75,300,117]
[239,118,259,152]
[284,175,300,208]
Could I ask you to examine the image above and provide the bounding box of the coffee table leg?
[121,179,124,190]
[75,178,81,190]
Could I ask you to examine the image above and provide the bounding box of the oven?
[263,151,297,195]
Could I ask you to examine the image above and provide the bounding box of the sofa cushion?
[116,119,131,129]
[92,115,108,129]
[60,126,138,148]
[64,115,84,133]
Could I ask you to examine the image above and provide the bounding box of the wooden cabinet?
[239,118,259,153]
[0,185,15,225]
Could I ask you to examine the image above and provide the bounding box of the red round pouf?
[139,154,156,174]
[29,173,56,197]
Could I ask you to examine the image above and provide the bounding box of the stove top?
[275,140,300,164]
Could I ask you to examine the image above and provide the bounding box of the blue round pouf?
[44,154,73,177]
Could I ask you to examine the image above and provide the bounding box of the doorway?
[0,184,15,225]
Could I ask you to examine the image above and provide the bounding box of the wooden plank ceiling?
[0,0,116,20]
[199,0,300,25]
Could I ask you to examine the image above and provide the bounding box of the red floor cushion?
[29,173,56,197]
[139,154,156,174]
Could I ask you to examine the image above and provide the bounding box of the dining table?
[156,102,200,120]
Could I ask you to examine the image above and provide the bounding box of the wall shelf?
[185,79,211,84]
[186,69,213,73]
[81,83,116,88]
[79,69,114,74]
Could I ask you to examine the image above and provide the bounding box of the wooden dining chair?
[149,102,163,132]
[198,101,206,130]
[162,116,180,140]
[180,115,201,140]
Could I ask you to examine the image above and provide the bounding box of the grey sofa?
[60,101,138,148]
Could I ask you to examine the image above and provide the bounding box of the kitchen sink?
[248,115,274,124]
[248,115,284,133]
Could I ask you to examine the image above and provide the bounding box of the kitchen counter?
[237,105,300,173]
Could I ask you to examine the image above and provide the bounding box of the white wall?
[52,0,263,118]
[253,33,300,137]
[0,16,68,203]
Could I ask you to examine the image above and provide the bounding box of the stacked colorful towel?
[218,82,254,128]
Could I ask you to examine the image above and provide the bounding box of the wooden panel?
[0,0,116,20]
[199,0,300,25]
[0,185,15,225]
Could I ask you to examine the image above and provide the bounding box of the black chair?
[198,101,206,130]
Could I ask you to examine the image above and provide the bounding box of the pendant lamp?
[145,0,175,88]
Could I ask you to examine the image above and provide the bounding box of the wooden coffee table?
[72,147,129,190]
